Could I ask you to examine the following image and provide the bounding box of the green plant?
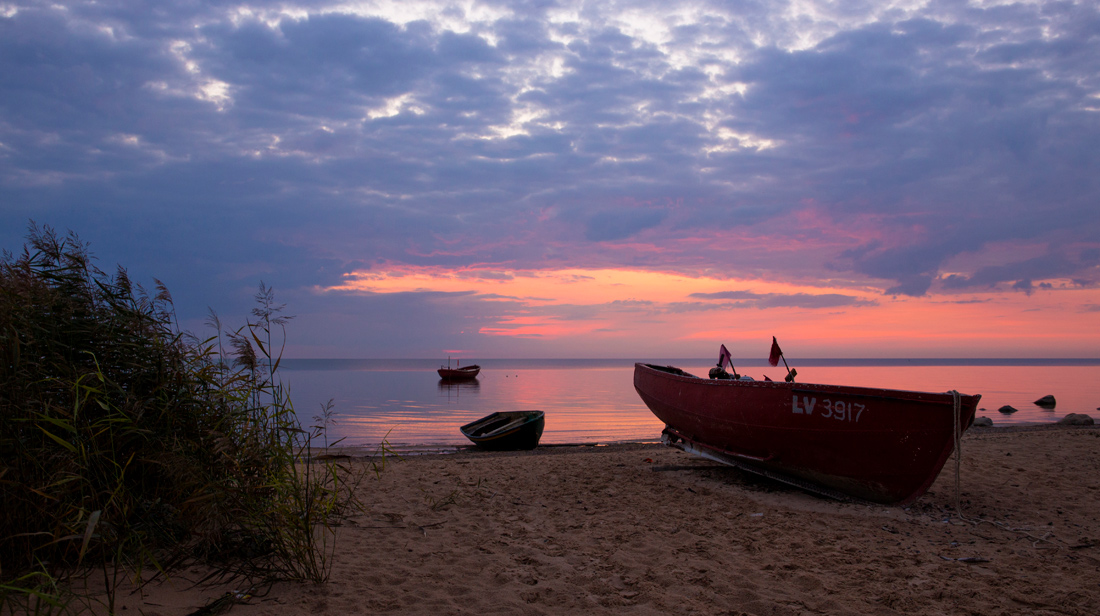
[0,223,364,613]
[0,570,70,616]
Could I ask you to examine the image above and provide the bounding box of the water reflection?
[438,379,481,396]
[282,362,1099,447]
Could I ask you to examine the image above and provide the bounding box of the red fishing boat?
[633,363,980,505]
[438,364,480,380]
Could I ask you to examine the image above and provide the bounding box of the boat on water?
[633,362,981,505]
[438,364,481,380]
[460,411,545,451]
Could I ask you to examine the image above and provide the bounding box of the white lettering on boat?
[791,395,816,415]
[794,396,867,422]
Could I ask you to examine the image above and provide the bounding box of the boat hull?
[633,363,980,505]
[460,411,545,451]
[438,365,481,380]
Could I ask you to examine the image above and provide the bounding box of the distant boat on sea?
[634,362,981,505]
[438,359,480,380]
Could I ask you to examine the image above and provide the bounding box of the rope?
[941,394,1079,553]
[950,389,963,517]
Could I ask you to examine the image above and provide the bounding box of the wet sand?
[127,424,1100,615]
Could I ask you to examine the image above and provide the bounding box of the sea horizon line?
[280,357,1100,369]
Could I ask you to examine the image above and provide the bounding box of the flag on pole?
[718,344,733,370]
[768,336,783,367]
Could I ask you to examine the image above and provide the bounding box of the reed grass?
[1,223,365,614]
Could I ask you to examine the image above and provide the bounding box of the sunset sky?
[2,0,1098,358]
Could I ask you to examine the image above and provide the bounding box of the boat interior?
[467,413,537,437]
[644,364,698,377]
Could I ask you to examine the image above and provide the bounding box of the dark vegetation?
[0,224,368,614]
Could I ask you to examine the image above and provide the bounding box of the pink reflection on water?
[326,366,663,447]
[299,363,1098,448]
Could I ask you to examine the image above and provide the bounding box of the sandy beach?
[125,424,1100,615]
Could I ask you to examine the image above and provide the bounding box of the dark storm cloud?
[689,290,876,309]
[584,208,666,241]
[690,291,760,301]
[2,0,1099,355]
[722,11,1100,293]
[942,250,1100,292]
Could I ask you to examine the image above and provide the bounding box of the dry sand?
[126,424,1100,615]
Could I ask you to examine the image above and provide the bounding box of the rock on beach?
[1033,395,1056,408]
[1058,413,1094,425]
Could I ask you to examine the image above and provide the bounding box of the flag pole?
[781,353,796,382]
[770,336,796,383]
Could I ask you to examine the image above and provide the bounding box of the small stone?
[998,405,1018,414]
[1058,413,1094,426]
[972,416,993,427]
[1033,395,1056,408]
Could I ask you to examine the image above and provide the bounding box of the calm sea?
[279,359,1100,450]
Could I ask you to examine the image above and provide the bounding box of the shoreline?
[122,423,1100,615]
[317,421,1094,458]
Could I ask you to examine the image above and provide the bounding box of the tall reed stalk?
[0,223,364,614]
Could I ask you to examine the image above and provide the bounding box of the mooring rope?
[950,389,963,517]
[942,393,1076,550]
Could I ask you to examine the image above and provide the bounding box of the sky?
[2,0,1099,359]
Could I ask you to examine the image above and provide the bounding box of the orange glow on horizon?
[318,264,1100,357]
[322,265,848,304]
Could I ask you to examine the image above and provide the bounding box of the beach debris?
[186,590,253,616]
[938,555,990,563]
[997,405,1018,414]
[1058,413,1094,426]
[1033,395,1057,409]
[418,521,446,535]
[649,464,727,472]
[972,416,993,427]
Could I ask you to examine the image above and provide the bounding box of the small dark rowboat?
[438,364,481,380]
[460,411,545,451]
[634,363,980,505]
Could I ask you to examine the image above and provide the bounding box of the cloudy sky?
[2,0,1099,358]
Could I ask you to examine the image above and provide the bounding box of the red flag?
[768,337,782,366]
[718,344,732,369]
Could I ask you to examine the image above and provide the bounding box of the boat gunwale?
[635,362,981,404]
[460,411,544,441]
[444,364,481,371]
